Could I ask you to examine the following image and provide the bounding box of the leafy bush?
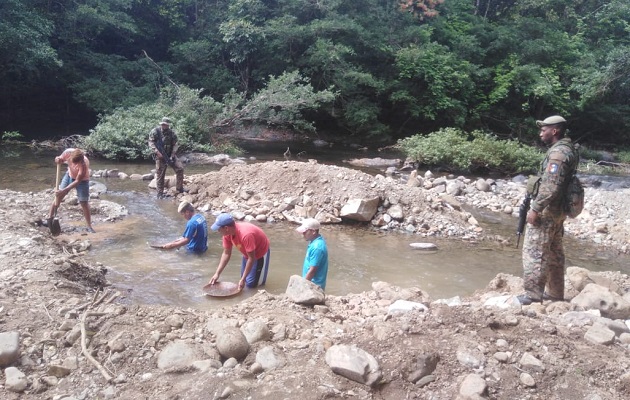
[82,72,335,160]
[616,149,630,164]
[1,131,23,142]
[214,71,336,133]
[397,128,543,174]
[81,86,223,160]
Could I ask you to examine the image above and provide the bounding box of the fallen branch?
[80,311,112,382]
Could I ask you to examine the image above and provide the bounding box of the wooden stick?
[80,311,113,382]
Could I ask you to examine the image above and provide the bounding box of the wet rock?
[409,242,438,251]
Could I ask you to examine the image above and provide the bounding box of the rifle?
[155,134,175,167]
[515,194,531,249]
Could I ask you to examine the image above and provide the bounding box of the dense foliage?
[398,128,544,174]
[1,0,629,163]
[81,72,334,158]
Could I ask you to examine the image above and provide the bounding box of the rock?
[4,366,27,392]
[325,344,382,387]
[519,352,544,373]
[475,179,491,192]
[406,352,440,383]
[340,197,380,222]
[48,364,72,377]
[571,283,630,319]
[584,323,616,345]
[215,327,249,360]
[255,346,285,370]
[165,314,184,329]
[387,204,404,220]
[286,275,325,305]
[388,299,428,314]
[409,242,438,251]
[0,331,20,367]
[206,318,239,336]
[157,340,196,370]
[458,373,487,398]
[456,345,485,369]
[520,372,536,388]
[345,158,401,168]
[241,319,271,344]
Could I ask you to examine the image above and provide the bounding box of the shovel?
[50,163,62,236]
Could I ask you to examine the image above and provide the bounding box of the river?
[2,144,628,309]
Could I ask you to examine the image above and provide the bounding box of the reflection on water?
[85,189,630,311]
[3,146,630,309]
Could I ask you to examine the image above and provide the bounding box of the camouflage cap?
[536,115,566,127]
[160,117,172,126]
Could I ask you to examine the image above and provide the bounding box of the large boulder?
[340,197,380,222]
[571,283,630,319]
[286,275,325,305]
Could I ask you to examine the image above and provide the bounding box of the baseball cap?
[211,213,235,231]
[536,115,566,127]
[296,218,321,233]
[160,117,172,126]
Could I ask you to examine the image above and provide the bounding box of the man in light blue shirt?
[296,218,328,289]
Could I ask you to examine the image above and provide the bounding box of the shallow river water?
[2,145,629,309]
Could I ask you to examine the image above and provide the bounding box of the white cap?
[177,201,191,213]
[296,218,321,233]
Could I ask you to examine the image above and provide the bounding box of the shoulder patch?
[548,163,559,174]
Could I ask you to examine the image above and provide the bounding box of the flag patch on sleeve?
[548,163,559,174]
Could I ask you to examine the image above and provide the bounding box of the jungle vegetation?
[1,0,629,171]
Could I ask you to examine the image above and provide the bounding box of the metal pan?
[202,282,242,298]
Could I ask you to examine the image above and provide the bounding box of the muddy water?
[2,146,629,309]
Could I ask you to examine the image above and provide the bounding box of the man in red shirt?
[208,213,270,290]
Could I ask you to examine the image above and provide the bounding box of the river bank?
[1,160,630,399]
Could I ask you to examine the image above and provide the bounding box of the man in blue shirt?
[157,201,208,253]
[296,218,328,289]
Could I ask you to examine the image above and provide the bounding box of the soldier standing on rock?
[518,115,579,305]
[148,117,185,199]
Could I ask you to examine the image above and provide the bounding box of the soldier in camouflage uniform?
[518,115,579,305]
[148,117,185,198]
